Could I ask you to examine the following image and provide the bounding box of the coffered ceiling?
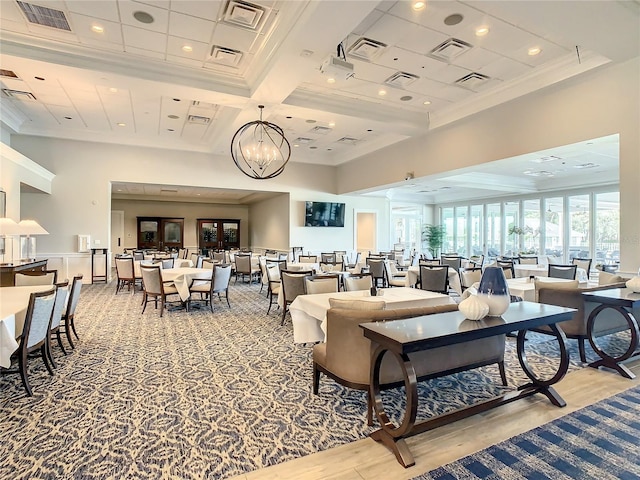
[1,0,638,201]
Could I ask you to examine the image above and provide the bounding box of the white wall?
[111,199,250,250]
[248,194,290,252]
[338,58,640,271]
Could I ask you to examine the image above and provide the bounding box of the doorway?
[110,210,124,264]
[137,217,184,250]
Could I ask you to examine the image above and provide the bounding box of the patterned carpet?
[0,279,628,479]
[413,384,640,480]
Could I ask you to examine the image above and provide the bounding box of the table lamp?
[18,219,49,261]
[0,217,21,264]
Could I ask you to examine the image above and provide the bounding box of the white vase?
[476,292,510,316]
[458,295,489,321]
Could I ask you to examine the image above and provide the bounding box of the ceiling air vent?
[309,126,332,135]
[222,0,266,31]
[16,1,71,31]
[207,46,243,67]
[428,38,472,62]
[385,71,419,89]
[160,189,178,193]
[294,137,313,144]
[187,115,211,125]
[0,69,19,79]
[337,137,359,145]
[347,37,387,61]
[192,100,217,109]
[2,88,36,100]
[454,72,490,91]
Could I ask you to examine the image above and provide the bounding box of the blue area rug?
[413,384,640,480]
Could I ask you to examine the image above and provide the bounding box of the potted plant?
[422,224,446,258]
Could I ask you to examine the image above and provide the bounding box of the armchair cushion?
[328,298,385,310]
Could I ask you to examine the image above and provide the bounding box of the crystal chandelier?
[230,105,291,179]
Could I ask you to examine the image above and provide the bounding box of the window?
[504,202,520,256]
[486,203,501,260]
[544,198,564,261]
[595,192,620,266]
[454,206,468,256]
[568,195,590,260]
[470,205,483,256]
[441,207,454,254]
[523,199,541,255]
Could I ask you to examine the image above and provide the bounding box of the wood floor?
[230,358,640,480]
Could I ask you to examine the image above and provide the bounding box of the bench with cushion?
[313,303,507,424]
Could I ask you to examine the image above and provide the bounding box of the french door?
[137,217,184,250]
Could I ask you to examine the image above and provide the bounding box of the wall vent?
[428,38,472,62]
[337,137,359,145]
[454,72,491,91]
[207,46,243,67]
[385,71,419,89]
[192,100,217,109]
[2,88,36,100]
[222,0,266,31]
[187,115,211,125]
[294,137,313,144]
[532,155,561,163]
[16,1,71,31]
[160,189,178,193]
[0,69,20,79]
[309,126,332,135]
[347,37,387,61]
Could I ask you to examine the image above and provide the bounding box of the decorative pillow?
[328,298,385,310]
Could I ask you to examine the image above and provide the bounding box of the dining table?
[406,265,463,294]
[514,264,588,281]
[134,259,193,277]
[0,284,54,368]
[161,267,212,302]
[505,276,596,302]
[289,287,456,344]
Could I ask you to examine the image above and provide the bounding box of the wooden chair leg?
[281,305,287,326]
[70,317,79,340]
[578,338,587,363]
[41,344,54,376]
[18,353,33,397]
[56,331,67,355]
[65,319,76,349]
[313,364,320,394]
[46,338,57,369]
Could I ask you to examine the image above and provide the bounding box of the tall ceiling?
[1,0,638,201]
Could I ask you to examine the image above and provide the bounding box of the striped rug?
[413,384,640,480]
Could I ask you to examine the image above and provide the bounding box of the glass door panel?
[504,202,520,256]
[138,220,159,249]
[222,221,240,249]
[544,197,564,261]
[470,205,483,257]
[523,199,541,255]
[568,195,590,261]
[595,192,620,267]
[486,203,501,260]
[454,206,467,256]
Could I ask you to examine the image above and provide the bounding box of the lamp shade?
[18,219,49,235]
[0,217,22,235]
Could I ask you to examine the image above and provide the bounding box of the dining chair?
[5,287,57,396]
[419,259,441,266]
[280,270,312,325]
[333,250,347,263]
[418,265,449,294]
[15,270,58,286]
[189,264,232,312]
[343,273,373,292]
[548,264,578,280]
[460,267,482,290]
[202,259,215,270]
[365,257,386,288]
[496,260,515,279]
[383,260,407,287]
[440,255,462,270]
[265,262,282,314]
[344,252,361,271]
[115,257,138,294]
[298,255,318,263]
[133,250,144,261]
[58,274,84,349]
[161,258,175,269]
[140,265,180,317]
[234,254,260,284]
[291,246,304,262]
[304,275,339,294]
[47,280,70,367]
[469,254,484,268]
[572,257,592,277]
[518,255,538,265]
[320,252,336,263]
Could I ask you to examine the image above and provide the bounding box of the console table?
[91,248,108,284]
[360,301,575,468]
[581,288,640,379]
[0,259,48,286]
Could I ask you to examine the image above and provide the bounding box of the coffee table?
[360,301,575,468]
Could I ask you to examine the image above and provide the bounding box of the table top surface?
[360,301,576,354]
[0,285,55,318]
[581,287,640,307]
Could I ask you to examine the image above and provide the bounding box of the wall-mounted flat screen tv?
[305,201,346,227]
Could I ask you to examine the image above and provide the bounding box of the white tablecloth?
[407,266,463,294]
[0,285,53,368]
[506,277,596,302]
[161,267,212,301]
[134,259,193,277]
[289,287,455,344]
[514,264,587,281]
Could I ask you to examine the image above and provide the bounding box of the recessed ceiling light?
[117,123,126,127]
[327,77,336,84]
[475,26,489,36]
[91,25,104,33]
[400,95,413,101]
[528,47,541,56]
[423,100,431,105]
[64,116,72,120]
[310,146,318,149]
[412,1,426,11]
[109,87,118,93]
[444,13,464,26]
[294,144,299,147]
[182,45,193,53]
[574,163,598,169]
[133,11,154,24]
[328,121,335,127]
[378,89,387,96]
[196,193,201,196]
[117,189,122,192]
